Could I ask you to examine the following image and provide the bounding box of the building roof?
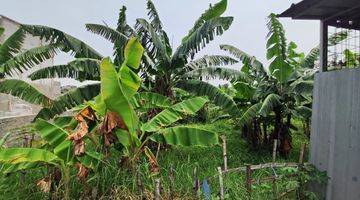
[0,15,21,25]
[279,0,360,29]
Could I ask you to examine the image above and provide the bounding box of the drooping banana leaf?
[34,119,72,161]
[151,126,219,147]
[0,79,53,107]
[176,80,238,117]
[132,92,171,109]
[35,83,100,120]
[0,148,60,164]
[141,97,208,132]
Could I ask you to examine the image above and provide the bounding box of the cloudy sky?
[1,0,319,84]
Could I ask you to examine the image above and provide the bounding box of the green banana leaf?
[141,97,208,132]
[151,126,219,147]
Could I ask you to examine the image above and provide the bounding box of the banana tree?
[32,0,239,117]
[88,37,219,171]
[220,14,347,154]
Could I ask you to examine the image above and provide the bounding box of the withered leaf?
[144,147,160,174]
[36,177,51,193]
[103,131,117,147]
[100,111,128,134]
[76,163,90,181]
[73,140,85,156]
[68,121,88,141]
[75,106,96,122]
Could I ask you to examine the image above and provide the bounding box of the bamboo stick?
[154,178,161,200]
[218,167,224,200]
[299,143,306,164]
[193,167,200,197]
[245,165,252,196]
[169,165,175,200]
[272,139,278,163]
[221,135,228,171]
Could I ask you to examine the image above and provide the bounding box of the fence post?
[154,178,161,200]
[297,143,306,199]
[193,167,200,198]
[299,143,306,164]
[169,165,175,200]
[221,135,228,171]
[245,165,252,196]
[272,139,278,163]
[136,170,144,199]
[218,167,224,200]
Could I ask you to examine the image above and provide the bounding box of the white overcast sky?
[1,0,319,85]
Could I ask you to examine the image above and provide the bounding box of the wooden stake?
[299,143,306,164]
[154,178,161,200]
[245,165,252,196]
[193,167,200,197]
[155,143,161,159]
[272,139,278,163]
[169,165,175,200]
[136,171,145,199]
[221,135,228,171]
[218,167,224,200]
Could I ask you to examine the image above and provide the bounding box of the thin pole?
[221,135,228,171]
[218,167,224,200]
[154,178,161,200]
[169,165,175,200]
[193,167,200,197]
[299,143,306,164]
[245,165,252,196]
[272,139,278,163]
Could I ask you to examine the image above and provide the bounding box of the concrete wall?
[0,15,61,117]
[0,114,35,135]
[311,68,360,200]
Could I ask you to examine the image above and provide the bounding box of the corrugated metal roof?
[279,0,360,29]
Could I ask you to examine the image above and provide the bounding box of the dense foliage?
[0,1,339,199]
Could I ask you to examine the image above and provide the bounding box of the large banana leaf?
[239,103,262,127]
[185,55,238,70]
[132,92,171,109]
[220,44,265,74]
[258,94,281,117]
[136,19,170,64]
[0,79,53,107]
[266,14,293,83]
[146,0,164,32]
[86,24,128,44]
[34,119,72,161]
[151,126,219,147]
[184,0,227,41]
[0,29,25,63]
[183,67,248,81]
[141,97,208,132]
[0,148,61,172]
[35,119,69,147]
[123,37,144,70]
[29,58,100,81]
[35,83,100,120]
[233,81,256,100]
[174,17,233,60]
[100,58,139,133]
[21,24,102,59]
[176,80,238,117]
[2,44,60,76]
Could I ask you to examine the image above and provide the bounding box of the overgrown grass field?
[0,118,310,199]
